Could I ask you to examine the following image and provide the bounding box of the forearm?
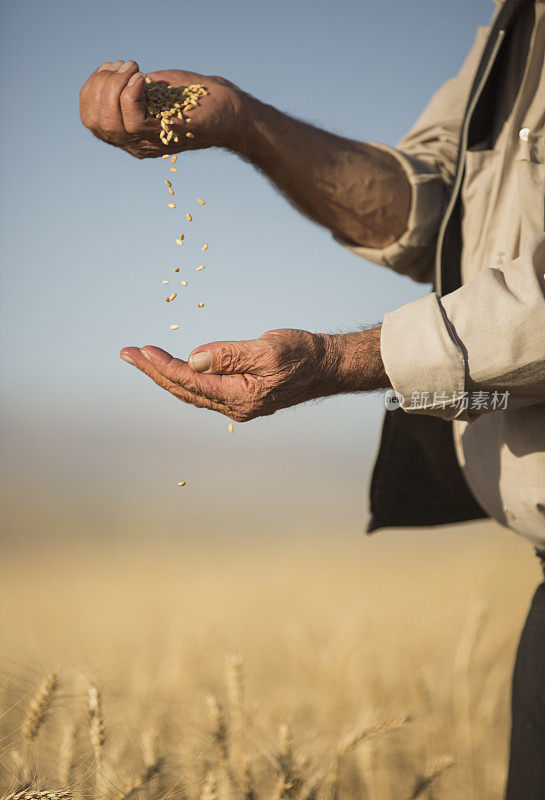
[326,327,391,394]
[233,94,411,248]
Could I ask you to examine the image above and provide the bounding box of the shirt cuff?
[381,293,468,421]
[335,142,448,283]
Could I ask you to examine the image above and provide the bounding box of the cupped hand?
[80,60,244,159]
[120,329,339,421]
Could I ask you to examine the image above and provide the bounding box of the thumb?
[120,70,148,133]
[188,339,261,374]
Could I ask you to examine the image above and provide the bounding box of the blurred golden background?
[0,519,541,800]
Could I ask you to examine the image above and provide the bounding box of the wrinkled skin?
[120,329,340,422]
[79,60,244,159]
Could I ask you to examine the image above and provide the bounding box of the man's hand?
[79,60,244,159]
[119,328,389,422]
[80,61,410,247]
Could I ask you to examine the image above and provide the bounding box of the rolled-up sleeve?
[381,235,545,421]
[338,24,491,283]
[338,143,450,283]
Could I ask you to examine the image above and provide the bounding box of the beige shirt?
[343,0,545,546]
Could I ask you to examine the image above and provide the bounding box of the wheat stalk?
[205,695,229,763]
[19,674,58,784]
[8,793,73,800]
[404,755,454,800]
[323,714,410,800]
[239,757,256,800]
[88,686,105,761]
[88,685,106,800]
[271,723,302,800]
[117,757,163,800]
[21,675,58,744]
[58,722,78,788]
[199,770,218,800]
[226,654,244,766]
[338,714,410,754]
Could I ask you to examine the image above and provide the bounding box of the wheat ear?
[22,674,58,744]
[404,755,454,800]
[58,723,79,787]
[20,673,58,783]
[88,685,106,800]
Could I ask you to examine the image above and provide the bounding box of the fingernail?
[110,60,124,71]
[127,71,143,86]
[119,60,136,73]
[189,351,211,372]
[140,348,154,363]
[120,354,134,365]
[97,61,112,72]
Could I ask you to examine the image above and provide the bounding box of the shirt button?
[519,127,531,142]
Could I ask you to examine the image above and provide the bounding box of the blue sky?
[0,0,494,540]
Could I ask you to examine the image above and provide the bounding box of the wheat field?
[0,521,540,800]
